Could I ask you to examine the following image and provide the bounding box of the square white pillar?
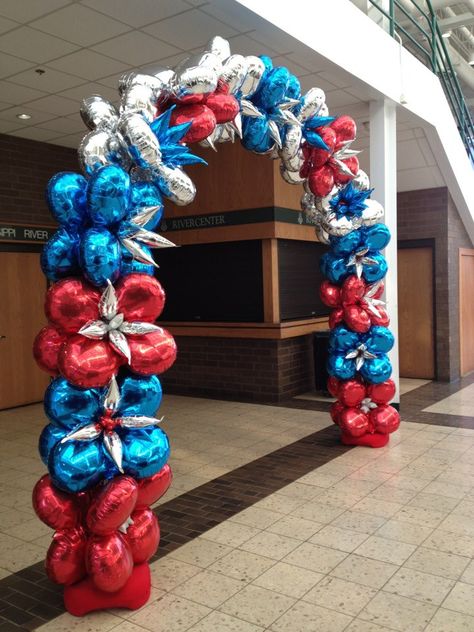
[369,98,400,404]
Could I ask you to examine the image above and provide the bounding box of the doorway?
[460,248,474,376]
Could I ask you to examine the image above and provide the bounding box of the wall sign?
[0,225,55,243]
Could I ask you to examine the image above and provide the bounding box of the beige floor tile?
[105,622,150,632]
[269,600,352,632]
[188,611,264,632]
[252,561,323,598]
[201,521,260,548]
[354,535,416,565]
[266,515,323,541]
[239,531,300,561]
[352,497,403,518]
[309,525,369,553]
[424,607,474,631]
[277,481,324,501]
[209,549,276,582]
[172,569,245,608]
[330,510,386,535]
[344,620,394,631]
[394,505,446,529]
[369,484,419,505]
[219,584,295,628]
[423,528,474,557]
[253,493,305,515]
[282,542,348,574]
[130,594,210,631]
[404,546,470,580]
[229,506,282,529]
[314,487,365,510]
[407,492,460,514]
[384,566,455,605]
[292,501,345,524]
[460,558,474,584]
[150,557,202,591]
[452,499,474,519]
[359,591,437,631]
[442,581,474,616]
[375,518,433,545]
[438,512,474,536]
[382,473,429,493]
[297,471,345,488]
[330,554,398,589]
[0,541,45,572]
[168,537,232,568]
[303,575,377,616]
[35,611,123,632]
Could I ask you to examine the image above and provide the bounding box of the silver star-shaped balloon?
[346,248,378,278]
[79,279,160,363]
[60,377,163,473]
[120,205,176,268]
[329,139,361,177]
[362,281,386,318]
[360,397,378,414]
[345,343,377,371]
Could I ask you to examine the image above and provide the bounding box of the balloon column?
[32,35,399,615]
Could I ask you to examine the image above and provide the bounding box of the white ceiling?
[0,0,446,191]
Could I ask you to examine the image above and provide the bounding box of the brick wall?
[161,335,314,402]
[0,133,77,226]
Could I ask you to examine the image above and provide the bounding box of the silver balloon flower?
[345,343,377,371]
[346,248,378,278]
[80,95,118,131]
[363,281,386,318]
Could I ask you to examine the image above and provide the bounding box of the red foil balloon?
[332,115,357,148]
[170,104,216,143]
[341,276,365,305]
[330,401,345,425]
[309,164,334,197]
[329,308,344,329]
[87,476,138,535]
[205,93,239,123]
[344,304,371,333]
[333,156,359,185]
[136,464,172,508]
[86,533,133,593]
[126,508,160,564]
[45,279,100,334]
[33,326,66,375]
[116,274,165,322]
[58,335,123,388]
[371,405,400,434]
[340,408,370,437]
[338,380,366,407]
[33,474,80,531]
[128,328,177,375]
[368,379,396,404]
[46,527,87,585]
[327,376,340,398]
[320,280,341,308]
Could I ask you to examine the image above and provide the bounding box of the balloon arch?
[32,36,399,614]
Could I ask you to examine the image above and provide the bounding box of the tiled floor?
[2,377,474,631]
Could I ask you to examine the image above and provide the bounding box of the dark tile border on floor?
[0,424,350,631]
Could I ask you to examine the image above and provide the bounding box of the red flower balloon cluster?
[33,466,171,592]
[301,115,359,197]
[328,377,400,440]
[33,273,177,388]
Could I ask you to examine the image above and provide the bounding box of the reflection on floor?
[423,383,474,417]
[1,377,474,632]
[295,377,432,402]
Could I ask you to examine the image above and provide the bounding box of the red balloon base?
[341,432,390,448]
[63,563,151,616]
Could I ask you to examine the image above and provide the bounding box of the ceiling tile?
[0,15,19,34]
[48,49,132,81]
[50,131,85,148]
[142,9,236,50]
[0,119,23,133]
[247,23,301,56]
[397,138,427,169]
[30,4,130,46]
[9,67,85,92]
[140,52,189,76]
[397,165,445,191]
[9,126,61,141]
[1,80,48,104]
[0,26,79,62]
[271,55,310,78]
[318,69,353,89]
[58,81,119,104]
[299,74,337,93]
[200,2,259,32]
[81,0,190,28]
[27,93,79,116]
[0,53,35,79]
[286,48,329,74]
[0,0,72,23]
[39,115,85,134]
[226,33,278,57]
[324,89,361,109]
[92,31,180,66]
[0,105,57,125]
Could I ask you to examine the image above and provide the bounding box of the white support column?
[369,98,400,405]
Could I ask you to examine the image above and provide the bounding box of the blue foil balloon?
[130,182,163,231]
[41,228,79,281]
[287,74,301,100]
[47,172,87,228]
[80,227,121,286]
[242,115,273,153]
[330,325,360,351]
[364,224,391,251]
[330,231,362,256]
[120,245,154,276]
[327,354,355,380]
[256,67,290,110]
[366,326,394,354]
[118,374,162,417]
[362,252,388,283]
[39,424,65,467]
[121,427,170,479]
[360,355,392,384]
[321,253,348,284]
[87,165,131,227]
[44,378,101,429]
[50,440,106,492]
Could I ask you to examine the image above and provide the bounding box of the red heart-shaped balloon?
[33,474,81,530]
[46,527,87,586]
[170,103,216,143]
[320,280,341,308]
[205,92,239,123]
[129,328,177,376]
[338,380,366,407]
[45,279,100,334]
[340,408,370,437]
[368,379,396,404]
[116,273,165,323]
[333,156,359,185]
[309,164,334,197]
[59,335,123,388]
[86,533,133,593]
[87,476,138,535]
[341,276,365,306]
[136,464,172,508]
[126,508,160,564]
[370,404,400,434]
[331,115,357,147]
[344,304,371,333]
[33,325,66,375]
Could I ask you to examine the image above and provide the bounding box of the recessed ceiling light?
[442,30,452,38]
[16,113,31,120]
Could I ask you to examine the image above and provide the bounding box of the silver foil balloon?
[298,87,326,122]
[78,129,131,176]
[240,55,266,97]
[155,68,175,86]
[80,95,118,131]
[361,199,384,226]
[283,148,303,172]
[208,35,231,62]
[315,186,339,212]
[220,54,247,94]
[280,163,305,185]
[173,61,218,98]
[117,112,161,170]
[156,164,196,206]
[120,84,156,123]
[315,225,331,244]
[300,191,316,214]
[319,102,329,117]
[118,71,167,98]
[323,214,356,236]
[352,168,371,191]
[279,124,302,161]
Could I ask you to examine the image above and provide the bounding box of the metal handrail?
[368,0,474,162]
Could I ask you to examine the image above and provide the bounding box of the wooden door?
[460,248,474,376]
[398,246,435,379]
[0,252,49,409]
